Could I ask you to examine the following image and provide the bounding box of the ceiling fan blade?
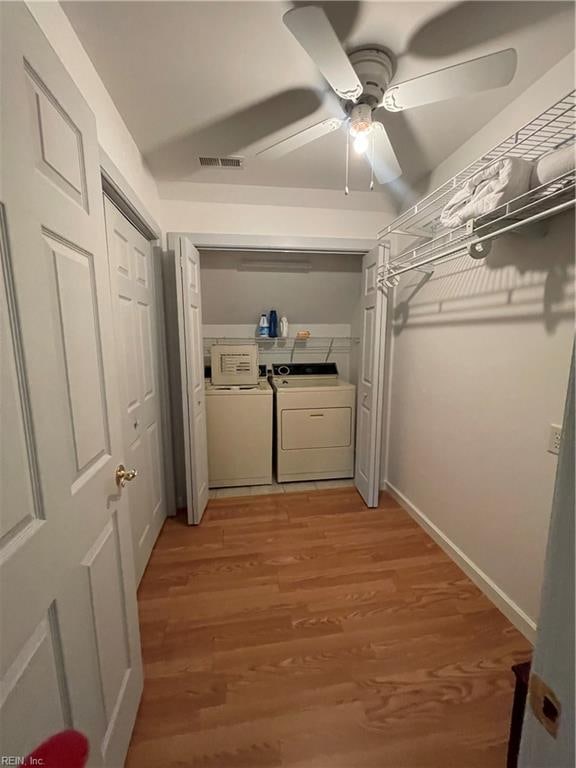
[382,48,517,112]
[366,122,402,183]
[283,6,363,101]
[406,2,570,59]
[257,117,343,159]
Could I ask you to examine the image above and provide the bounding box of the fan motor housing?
[349,47,395,107]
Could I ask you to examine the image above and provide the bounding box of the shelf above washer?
[203,336,359,352]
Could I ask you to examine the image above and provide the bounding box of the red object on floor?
[24,730,89,768]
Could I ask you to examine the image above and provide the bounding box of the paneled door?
[0,4,142,765]
[355,244,387,507]
[170,234,209,525]
[104,198,166,583]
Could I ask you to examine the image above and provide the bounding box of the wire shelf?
[203,336,359,351]
[378,91,576,285]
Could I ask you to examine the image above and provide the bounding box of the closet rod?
[382,195,574,284]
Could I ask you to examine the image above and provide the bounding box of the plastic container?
[258,313,269,337]
[280,316,288,338]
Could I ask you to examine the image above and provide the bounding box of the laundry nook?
[185,246,365,498]
[204,343,357,489]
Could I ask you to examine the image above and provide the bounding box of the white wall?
[200,250,362,325]
[27,1,162,227]
[385,56,575,639]
[159,182,396,241]
[200,249,362,382]
[161,198,391,241]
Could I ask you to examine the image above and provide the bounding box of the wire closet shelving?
[378,91,576,288]
[203,336,359,351]
[203,336,359,364]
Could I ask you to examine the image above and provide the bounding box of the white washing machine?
[271,363,356,483]
[205,364,273,488]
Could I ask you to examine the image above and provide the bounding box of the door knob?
[115,464,138,488]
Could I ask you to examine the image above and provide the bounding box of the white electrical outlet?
[548,424,562,455]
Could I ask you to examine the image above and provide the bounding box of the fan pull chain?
[344,127,350,196]
[369,130,375,191]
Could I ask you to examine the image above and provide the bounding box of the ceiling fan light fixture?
[349,103,373,155]
[349,103,373,136]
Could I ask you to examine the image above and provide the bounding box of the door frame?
[176,231,374,255]
[100,149,159,242]
[167,229,391,508]
[100,150,177,521]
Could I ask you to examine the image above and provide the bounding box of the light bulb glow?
[353,132,369,155]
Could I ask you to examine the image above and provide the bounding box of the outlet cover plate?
[548,424,562,455]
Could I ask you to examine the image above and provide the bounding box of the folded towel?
[530,143,575,188]
[440,156,533,229]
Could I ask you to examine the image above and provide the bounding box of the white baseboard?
[384,481,537,643]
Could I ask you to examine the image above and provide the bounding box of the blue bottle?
[268,310,278,338]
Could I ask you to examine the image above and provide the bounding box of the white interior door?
[0,4,142,764]
[170,234,209,525]
[104,197,167,583]
[355,244,387,507]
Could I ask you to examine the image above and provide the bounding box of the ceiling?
[62,1,575,193]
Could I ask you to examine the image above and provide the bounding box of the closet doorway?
[167,233,389,524]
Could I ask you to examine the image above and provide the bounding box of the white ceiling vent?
[199,156,244,169]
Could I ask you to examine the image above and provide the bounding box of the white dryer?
[271,363,356,483]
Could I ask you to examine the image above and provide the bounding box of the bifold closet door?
[170,234,209,525]
[104,197,167,583]
[355,244,387,507]
[0,3,142,765]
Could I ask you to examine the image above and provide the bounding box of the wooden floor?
[126,488,531,768]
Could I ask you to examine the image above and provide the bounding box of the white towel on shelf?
[530,143,576,188]
[440,156,533,229]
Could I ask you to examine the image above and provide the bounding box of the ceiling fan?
[257,5,517,187]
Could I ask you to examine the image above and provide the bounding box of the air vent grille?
[199,156,244,169]
[220,157,242,168]
[199,156,220,167]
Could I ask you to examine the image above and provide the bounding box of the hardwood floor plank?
[126,489,531,768]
